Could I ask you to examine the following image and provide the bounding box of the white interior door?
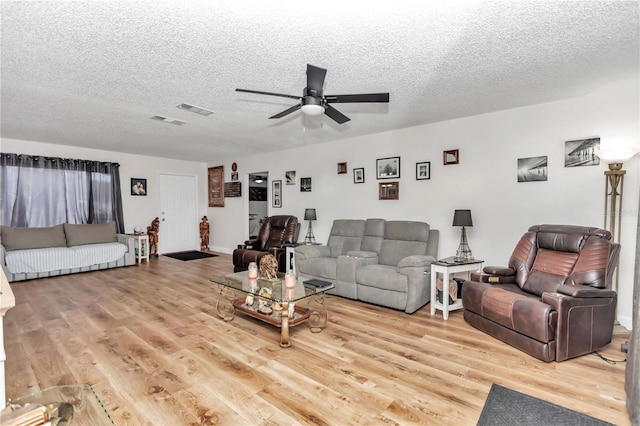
[159,173,198,254]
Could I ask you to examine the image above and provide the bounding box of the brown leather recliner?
[462,225,620,362]
[232,215,300,273]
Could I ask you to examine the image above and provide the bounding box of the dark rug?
[477,384,614,426]
[163,251,218,261]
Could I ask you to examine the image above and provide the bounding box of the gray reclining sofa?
[295,218,439,313]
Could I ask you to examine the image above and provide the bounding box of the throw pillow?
[64,222,117,246]
[0,224,67,251]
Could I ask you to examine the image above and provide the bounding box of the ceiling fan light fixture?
[301,104,324,116]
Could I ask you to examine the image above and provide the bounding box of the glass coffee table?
[210,272,334,347]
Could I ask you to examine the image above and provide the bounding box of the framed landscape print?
[208,166,224,207]
[517,156,548,182]
[376,156,400,179]
[353,168,365,184]
[416,162,430,180]
[564,137,600,167]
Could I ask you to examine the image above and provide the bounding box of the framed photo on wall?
[416,162,430,180]
[379,181,399,200]
[376,156,400,179]
[300,177,312,192]
[337,162,348,174]
[131,178,147,196]
[564,137,600,167]
[353,168,365,184]
[272,180,282,207]
[443,149,459,165]
[517,156,548,182]
[285,170,296,185]
[208,166,224,207]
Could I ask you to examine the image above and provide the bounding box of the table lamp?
[453,209,473,261]
[304,208,317,244]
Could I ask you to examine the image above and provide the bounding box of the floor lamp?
[597,148,639,296]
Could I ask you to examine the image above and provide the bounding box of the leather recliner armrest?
[554,284,617,299]
[483,266,516,276]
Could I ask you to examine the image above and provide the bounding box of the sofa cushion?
[357,264,407,292]
[327,220,365,257]
[378,221,430,266]
[64,222,117,247]
[301,257,339,280]
[1,224,66,251]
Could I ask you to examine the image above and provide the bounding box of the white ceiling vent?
[151,115,186,125]
[176,103,214,116]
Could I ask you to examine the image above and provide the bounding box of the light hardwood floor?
[4,253,631,425]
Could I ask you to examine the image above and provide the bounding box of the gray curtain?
[0,153,124,232]
[626,193,640,425]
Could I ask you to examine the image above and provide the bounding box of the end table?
[133,234,149,263]
[430,256,483,320]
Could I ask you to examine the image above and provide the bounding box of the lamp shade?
[453,209,473,227]
[304,208,317,221]
[595,147,639,170]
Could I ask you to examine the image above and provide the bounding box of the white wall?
[208,78,639,328]
[0,138,209,250]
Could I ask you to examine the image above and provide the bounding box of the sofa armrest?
[0,243,9,277]
[542,290,617,361]
[554,284,617,299]
[117,234,135,254]
[396,255,435,272]
[295,244,331,260]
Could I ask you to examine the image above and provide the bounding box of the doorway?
[248,172,268,238]
[159,173,198,253]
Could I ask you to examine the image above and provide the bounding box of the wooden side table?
[133,234,149,263]
[430,256,483,320]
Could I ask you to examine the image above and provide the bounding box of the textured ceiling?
[1,1,638,162]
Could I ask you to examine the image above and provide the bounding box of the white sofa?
[0,222,135,282]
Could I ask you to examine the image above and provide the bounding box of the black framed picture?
[353,168,365,184]
[376,157,400,179]
[416,162,431,180]
[131,178,147,196]
[300,177,312,192]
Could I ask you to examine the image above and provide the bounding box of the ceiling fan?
[236,64,389,124]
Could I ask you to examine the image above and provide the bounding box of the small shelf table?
[430,256,483,320]
[132,234,149,263]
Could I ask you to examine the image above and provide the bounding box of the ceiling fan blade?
[236,88,301,100]
[306,64,327,96]
[324,104,350,124]
[324,93,390,103]
[269,103,302,119]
